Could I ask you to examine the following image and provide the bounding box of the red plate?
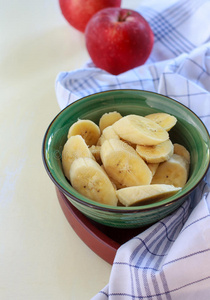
[56,188,148,264]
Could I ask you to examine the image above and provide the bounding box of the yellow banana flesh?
[89,145,102,165]
[62,111,191,207]
[99,111,122,132]
[136,140,174,163]
[116,184,181,206]
[147,163,159,176]
[112,114,169,145]
[151,154,189,187]
[100,139,152,187]
[174,143,190,164]
[62,135,95,180]
[69,157,118,206]
[67,119,101,146]
[145,112,177,131]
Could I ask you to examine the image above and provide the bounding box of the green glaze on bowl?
[42,90,210,228]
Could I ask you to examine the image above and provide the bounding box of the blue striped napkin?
[55,0,210,298]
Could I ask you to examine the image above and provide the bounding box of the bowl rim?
[42,89,210,213]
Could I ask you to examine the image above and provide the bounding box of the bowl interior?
[43,90,210,211]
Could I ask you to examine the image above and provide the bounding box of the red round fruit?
[85,7,154,75]
[59,0,121,33]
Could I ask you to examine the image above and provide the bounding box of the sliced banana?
[116,184,181,206]
[112,114,169,146]
[136,139,174,163]
[145,112,177,131]
[147,163,159,176]
[89,145,102,165]
[174,143,190,164]
[96,135,105,146]
[62,135,95,180]
[97,125,120,146]
[151,154,189,187]
[99,111,122,132]
[102,125,120,140]
[121,138,136,149]
[101,165,118,190]
[67,119,100,146]
[62,111,190,207]
[69,157,118,206]
[100,139,152,188]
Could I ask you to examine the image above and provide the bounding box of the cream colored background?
[0,1,142,299]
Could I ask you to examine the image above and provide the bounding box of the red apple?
[85,7,154,75]
[59,0,121,33]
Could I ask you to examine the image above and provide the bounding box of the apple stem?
[118,11,132,22]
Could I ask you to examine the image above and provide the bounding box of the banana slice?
[99,111,122,132]
[174,143,190,164]
[116,184,181,206]
[62,135,95,180]
[67,119,100,146]
[112,114,169,146]
[136,139,174,163]
[69,157,118,206]
[102,125,120,140]
[147,163,159,176]
[96,135,105,146]
[121,138,136,149]
[89,145,102,164]
[151,154,189,187]
[101,165,118,190]
[97,125,120,146]
[100,139,152,187]
[145,112,177,131]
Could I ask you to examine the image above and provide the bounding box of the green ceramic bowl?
[42,90,210,228]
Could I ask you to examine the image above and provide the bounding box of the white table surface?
[0,0,142,299]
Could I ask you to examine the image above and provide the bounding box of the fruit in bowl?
[62,112,189,207]
[42,90,210,228]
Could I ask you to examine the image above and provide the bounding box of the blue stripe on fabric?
[132,68,160,91]
[67,77,160,98]
[66,92,71,107]
[162,0,197,26]
[150,64,161,91]
[115,76,123,89]
[144,0,209,57]
[163,248,210,269]
[114,261,160,272]
[197,70,207,85]
[165,91,209,98]
[88,76,103,92]
[132,69,144,90]
[168,0,208,28]
[186,80,190,108]
[161,73,169,96]
[105,276,210,299]
[98,290,108,298]
[178,57,210,78]
[129,202,189,261]
[79,77,99,95]
[128,224,162,297]
[150,16,194,56]
[139,204,189,298]
[159,271,172,300]
[125,201,190,298]
[65,79,87,97]
[167,276,210,297]
[182,214,210,233]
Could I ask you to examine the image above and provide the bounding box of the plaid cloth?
[55,0,210,299]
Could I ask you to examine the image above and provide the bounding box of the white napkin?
[55,0,210,298]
